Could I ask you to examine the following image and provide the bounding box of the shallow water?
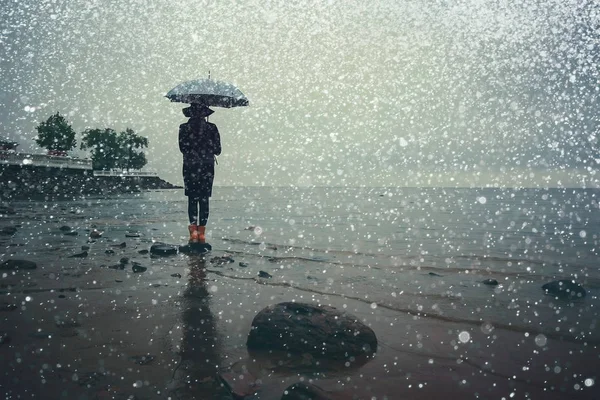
[8,186,600,345]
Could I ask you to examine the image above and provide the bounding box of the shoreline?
[1,201,598,399]
[0,164,180,201]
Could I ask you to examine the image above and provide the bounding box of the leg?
[198,196,210,226]
[187,197,200,243]
[188,196,199,225]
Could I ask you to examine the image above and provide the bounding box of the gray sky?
[1,0,599,187]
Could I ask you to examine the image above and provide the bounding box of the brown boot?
[188,224,199,243]
[197,226,206,244]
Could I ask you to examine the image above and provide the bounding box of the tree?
[117,128,149,171]
[80,128,121,170]
[35,112,77,154]
[80,127,149,171]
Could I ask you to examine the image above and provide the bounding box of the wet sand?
[1,213,598,399]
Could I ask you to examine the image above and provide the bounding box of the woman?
[179,104,221,243]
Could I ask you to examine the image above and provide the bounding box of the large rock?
[1,259,37,270]
[150,242,178,256]
[542,280,586,299]
[247,302,377,360]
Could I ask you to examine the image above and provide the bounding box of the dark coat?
[179,117,221,197]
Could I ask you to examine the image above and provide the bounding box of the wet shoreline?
[1,198,599,399]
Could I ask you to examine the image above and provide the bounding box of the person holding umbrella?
[166,77,248,245]
[179,104,221,244]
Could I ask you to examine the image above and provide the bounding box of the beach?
[1,187,598,399]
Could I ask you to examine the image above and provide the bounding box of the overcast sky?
[1,0,598,188]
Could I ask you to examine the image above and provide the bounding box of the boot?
[188,224,199,243]
[197,226,206,244]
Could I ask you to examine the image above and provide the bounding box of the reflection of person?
[179,104,221,243]
[174,257,224,397]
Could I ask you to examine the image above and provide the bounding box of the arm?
[178,124,187,154]
[212,124,221,156]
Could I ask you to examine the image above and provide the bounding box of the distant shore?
[0,164,180,201]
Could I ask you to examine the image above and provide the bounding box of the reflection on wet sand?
[172,255,230,399]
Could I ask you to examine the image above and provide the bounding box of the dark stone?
[483,278,499,286]
[0,332,10,346]
[108,264,125,270]
[0,303,17,312]
[179,242,212,254]
[1,226,17,235]
[68,251,88,258]
[542,280,586,299]
[59,225,72,231]
[64,230,78,236]
[428,272,443,277]
[112,242,127,248]
[258,271,272,279]
[210,255,235,265]
[150,242,178,256]
[105,249,115,254]
[129,354,155,365]
[1,259,37,270]
[90,230,103,239]
[247,302,378,359]
[115,279,123,283]
[171,273,182,278]
[239,262,249,268]
[219,371,260,398]
[138,249,149,254]
[125,232,142,238]
[132,263,147,273]
[281,382,336,400]
[119,257,129,265]
[82,245,90,251]
[58,294,66,299]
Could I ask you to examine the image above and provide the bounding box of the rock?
[82,245,90,251]
[542,280,586,299]
[64,230,78,236]
[129,354,155,365]
[239,262,249,268]
[0,332,10,346]
[179,242,212,254]
[219,371,260,399]
[1,259,37,270]
[482,278,499,286]
[68,251,88,258]
[171,273,182,278]
[0,303,17,312]
[108,264,125,270]
[0,226,17,235]
[119,257,129,265]
[58,294,66,299]
[105,249,115,254]
[59,225,72,231]
[210,256,235,265]
[247,302,378,359]
[112,242,127,248]
[125,232,142,238]
[132,263,147,273]
[281,382,337,400]
[258,271,272,279]
[90,230,103,239]
[150,242,178,256]
[115,279,123,283]
[428,272,443,277]
[138,249,149,254]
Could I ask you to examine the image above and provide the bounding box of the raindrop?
[534,334,547,347]
[458,331,470,343]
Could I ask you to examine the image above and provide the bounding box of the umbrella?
[165,79,249,108]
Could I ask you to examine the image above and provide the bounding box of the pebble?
[258,271,272,279]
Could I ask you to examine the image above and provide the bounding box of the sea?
[10,186,600,343]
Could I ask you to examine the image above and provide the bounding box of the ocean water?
[11,186,600,343]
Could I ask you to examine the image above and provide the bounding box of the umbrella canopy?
[166,79,249,108]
